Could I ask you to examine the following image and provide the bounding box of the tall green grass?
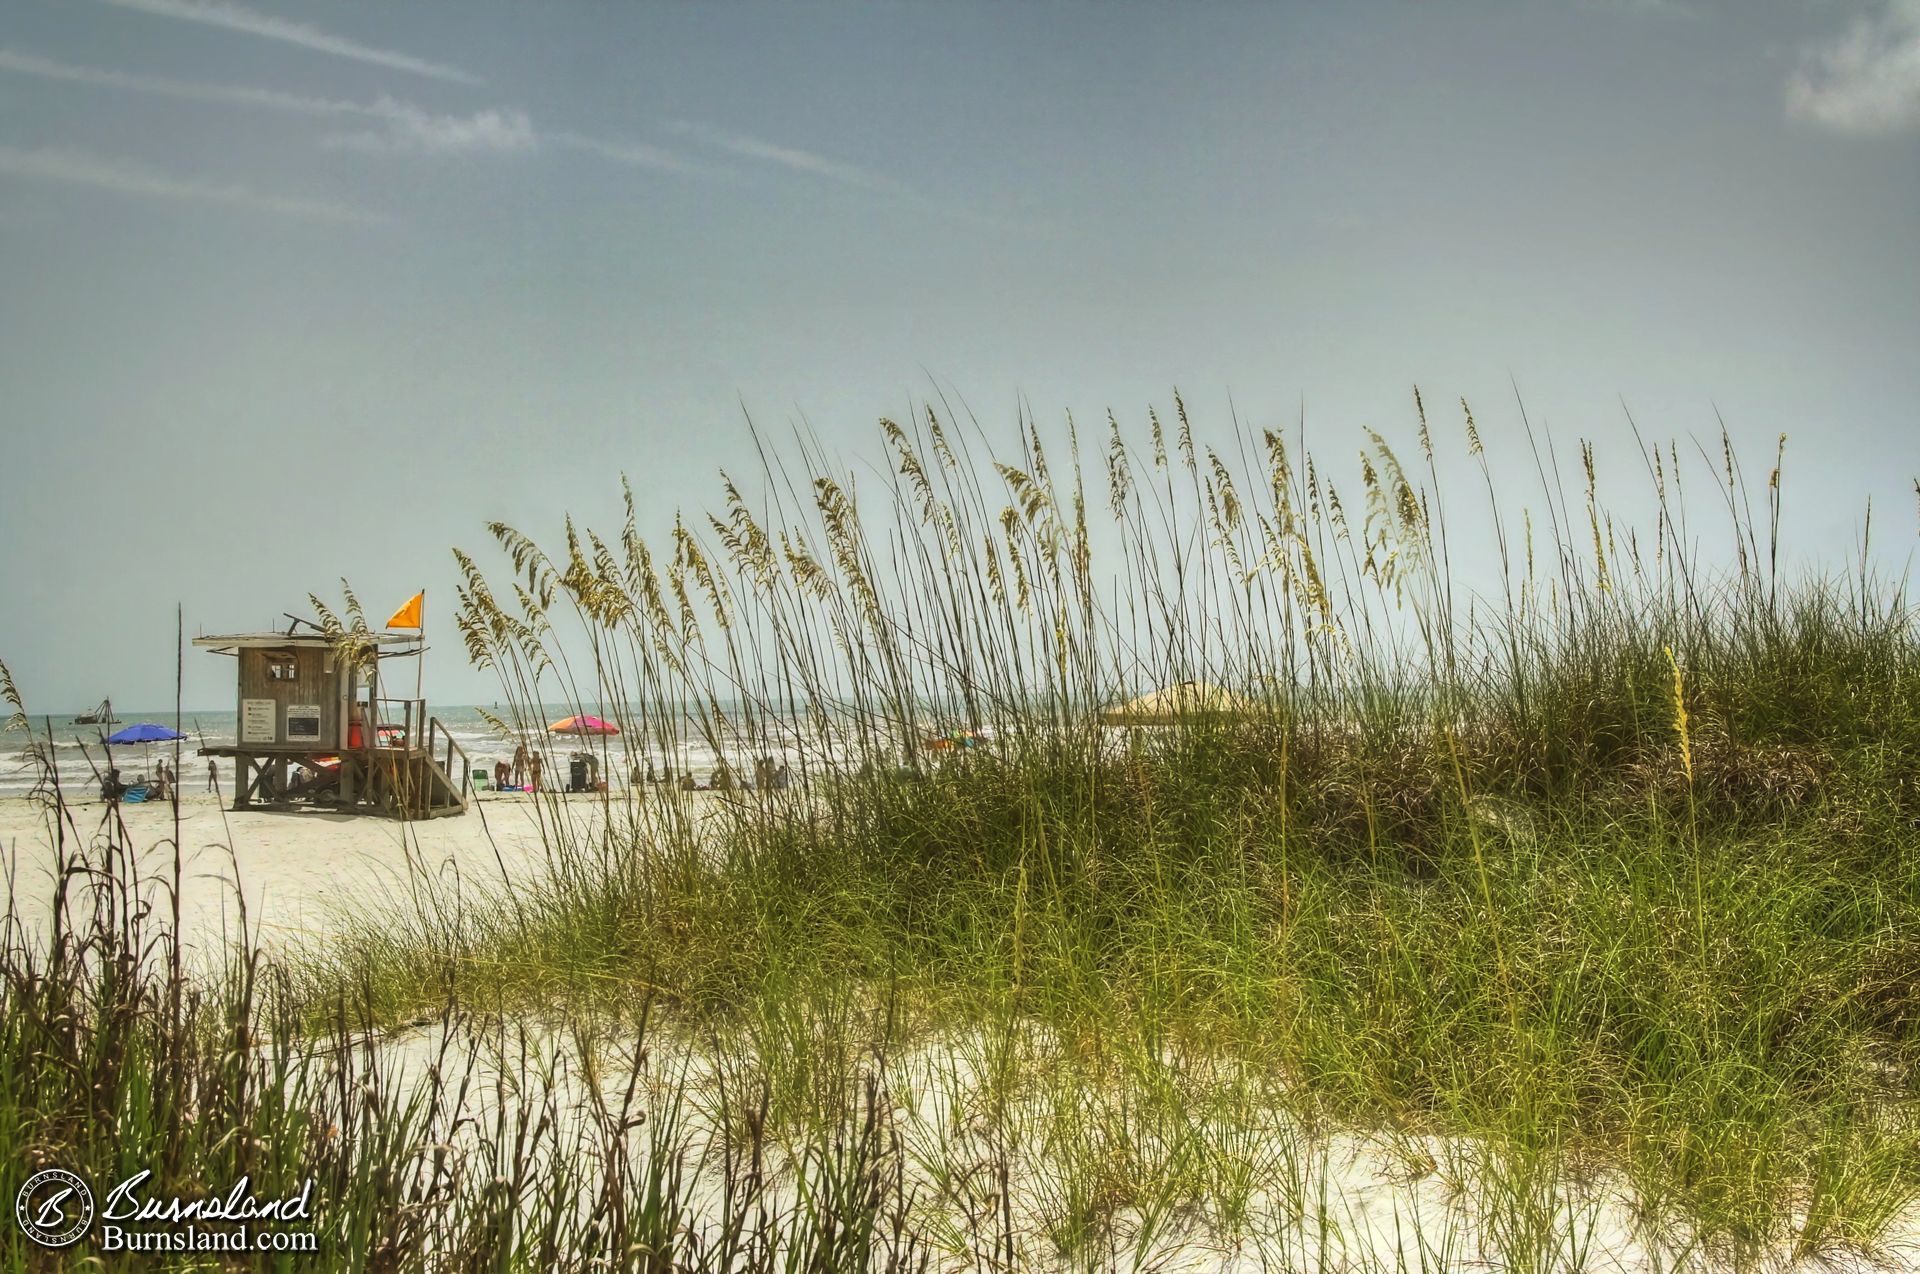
[306,394,1920,1264]
[0,671,966,1271]
[7,388,1917,1268]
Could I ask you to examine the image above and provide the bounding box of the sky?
[0,0,1916,712]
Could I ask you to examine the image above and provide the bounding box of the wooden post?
[415,590,425,702]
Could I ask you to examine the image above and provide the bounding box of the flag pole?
[415,589,426,704]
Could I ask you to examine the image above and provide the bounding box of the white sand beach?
[0,791,632,957]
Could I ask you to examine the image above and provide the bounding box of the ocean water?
[0,705,798,800]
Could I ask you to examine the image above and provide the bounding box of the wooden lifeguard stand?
[193,626,469,819]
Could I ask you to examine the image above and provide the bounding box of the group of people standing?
[669,754,791,793]
[483,746,794,796]
[491,744,544,792]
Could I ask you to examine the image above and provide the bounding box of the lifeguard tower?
[193,623,469,819]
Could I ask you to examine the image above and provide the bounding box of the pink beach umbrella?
[547,714,620,736]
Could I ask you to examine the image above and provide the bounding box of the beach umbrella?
[1097,681,1255,726]
[104,723,187,745]
[548,714,620,736]
[103,722,187,776]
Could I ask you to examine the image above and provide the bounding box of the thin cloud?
[1788,0,1920,134]
[98,0,480,85]
[0,46,363,114]
[667,121,903,193]
[0,144,387,223]
[325,100,536,154]
[2,49,532,154]
[665,119,1016,229]
[1,50,710,171]
[548,130,725,177]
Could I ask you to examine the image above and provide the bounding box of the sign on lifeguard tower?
[241,699,276,745]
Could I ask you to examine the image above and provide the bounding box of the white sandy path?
[0,791,639,958]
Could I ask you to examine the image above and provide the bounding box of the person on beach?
[710,761,733,792]
[512,743,529,787]
[206,759,217,792]
[494,760,510,790]
[528,751,543,793]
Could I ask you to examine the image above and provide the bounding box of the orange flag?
[387,590,424,630]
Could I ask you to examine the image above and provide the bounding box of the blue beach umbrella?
[104,723,186,745]
[103,722,187,780]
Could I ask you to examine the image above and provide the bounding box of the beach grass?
[296,395,1920,1264]
[0,693,955,1270]
[6,390,1919,1268]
